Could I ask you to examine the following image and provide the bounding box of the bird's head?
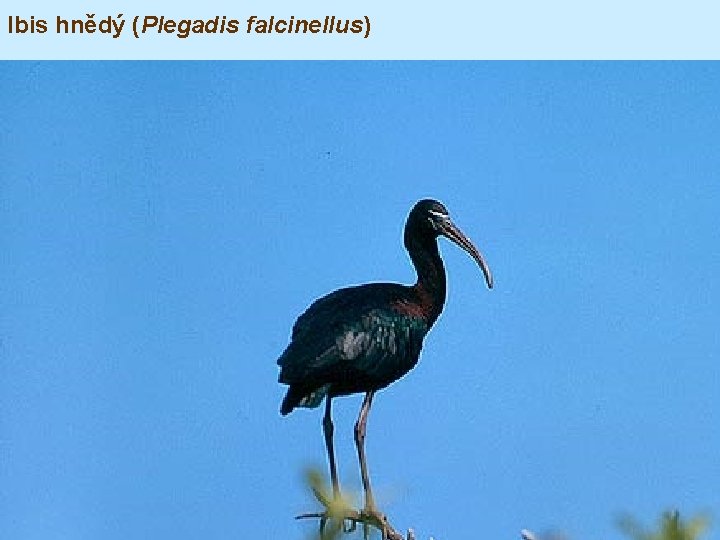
[406,199,494,289]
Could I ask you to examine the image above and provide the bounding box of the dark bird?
[277,199,493,520]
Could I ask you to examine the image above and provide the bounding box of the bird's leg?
[322,396,341,501]
[355,391,393,539]
[321,398,353,533]
[354,390,377,512]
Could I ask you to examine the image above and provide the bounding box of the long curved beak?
[440,220,494,289]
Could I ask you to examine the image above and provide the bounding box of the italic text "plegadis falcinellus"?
[277,199,493,532]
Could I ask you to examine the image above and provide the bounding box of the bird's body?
[276,199,493,526]
[278,282,430,414]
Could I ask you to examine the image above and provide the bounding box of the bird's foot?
[296,491,358,537]
[297,507,410,540]
[296,508,358,539]
[296,469,411,539]
[296,471,358,538]
[358,507,390,539]
[297,507,401,540]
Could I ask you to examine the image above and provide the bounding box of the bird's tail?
[280,384,330,415]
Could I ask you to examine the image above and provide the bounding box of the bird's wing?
[334,309,428,381]
[288,285,374,343]
[277,284,428,385]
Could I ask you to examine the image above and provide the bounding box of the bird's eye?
[427,210,449,230]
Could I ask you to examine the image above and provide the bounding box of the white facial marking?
[428,209,448,219]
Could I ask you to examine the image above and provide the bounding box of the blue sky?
[1,62,719,540]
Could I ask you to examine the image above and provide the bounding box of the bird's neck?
[408,237,447,325]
